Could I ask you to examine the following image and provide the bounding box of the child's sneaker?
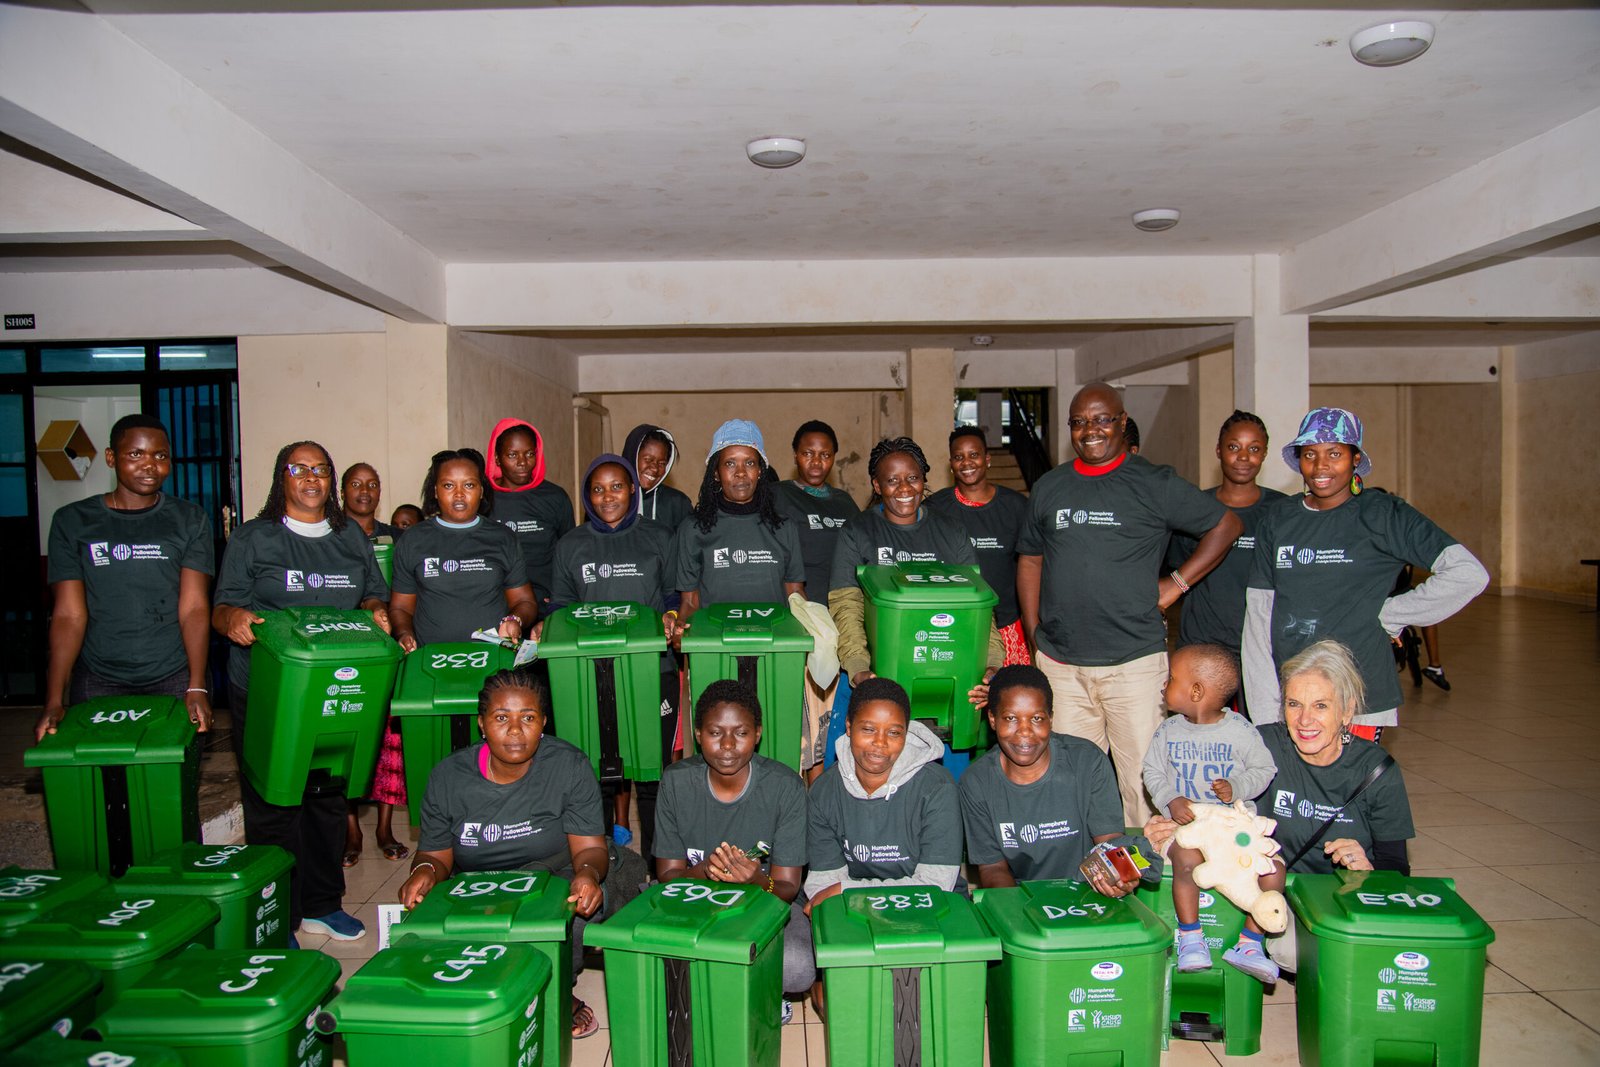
[1222,936,1279,983]
[1422,665,1451,691]
[1176,929,1212,972]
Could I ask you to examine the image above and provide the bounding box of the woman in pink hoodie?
[486,418,575,610]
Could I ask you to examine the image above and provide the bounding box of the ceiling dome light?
[746,137,806,168]
[1132,208,1181,232]
[1350,21,1434,66]
[970,335,994,347]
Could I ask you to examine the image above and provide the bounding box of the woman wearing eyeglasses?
[213,440,391,946]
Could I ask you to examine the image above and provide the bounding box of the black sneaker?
[1422,665,1452,692]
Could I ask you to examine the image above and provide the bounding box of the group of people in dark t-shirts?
[38,383,1488,1032]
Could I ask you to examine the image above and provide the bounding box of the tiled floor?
[13,594,1598,1064]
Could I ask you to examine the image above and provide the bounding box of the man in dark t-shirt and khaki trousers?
[1017,385,1242,825]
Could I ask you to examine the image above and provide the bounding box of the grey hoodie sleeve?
[1242,586,1282,724]
[1378,543,1489,635]
[1225,719,1279,804]
[1140,719,1181,817]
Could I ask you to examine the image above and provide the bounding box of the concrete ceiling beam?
[1313,257,1600,322]
[1073,324,1234,383]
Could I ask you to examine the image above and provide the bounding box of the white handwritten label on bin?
[661,883,747,907]
[1356,892,1443,908]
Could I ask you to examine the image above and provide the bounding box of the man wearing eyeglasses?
[1016,384,1242,825]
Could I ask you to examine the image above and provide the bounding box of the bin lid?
[679,604,813,652]
[390,642,520,716]
[319,940,551,1038]
[118,845,295,903]
[1286,870,1495,947]
[0,869,108,937]
[249,608,402,665]
[90,947,339,1047]
[583,880,790,964]
[972,880,1169,960]
[23,698,195,769]
[856,563,998,610]
[397,871,574,943]
[1,891,219,967]
[0,960,102,1048]
[537,602,667,658]
[812,886,1002,969]
[11,1035,184,1066]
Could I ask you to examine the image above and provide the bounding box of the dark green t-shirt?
[391,517,528,645]
[671,512,806,606]
[958,734,1125,881]
[1259,724,1413,875]
[1167,486,1287,653]
[653,755,808,870]
[926,486,1028,628]
[807,762,962,880]
[47,494,215,685]
[213,518,390,688]
[1017,455,1227,666]
[772,481,860,605]
[1248,491,1457,716]
[827,507,978,591]
[418,737,603,872]
[548,521,673,613]
[493,482,574,603]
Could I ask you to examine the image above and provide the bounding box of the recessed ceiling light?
[970,335,994,347]
[1350,21,1434,66]
[1132,208,1181,232]
[746,137,806,168]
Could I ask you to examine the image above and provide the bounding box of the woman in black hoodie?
[623,423,694,532]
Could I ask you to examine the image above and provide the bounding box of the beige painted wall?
[1405,384,1501,584]
[1514,365,1600,598]
[1125,381,1199,484]
[1309,385,1405,497]
[596,390,905,504]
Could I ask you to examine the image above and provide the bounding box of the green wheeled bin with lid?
[681,603,812,773]
[585,879,790,1067]
[0,959,103,1051]
[244,607,403,805]
[396,870,574,1067]
[539,602,669,783]
[974,879,1170,1066]
[117,844,294,950]
[0,890,218,1012]
[812,885,1002,1067]
[0,869,108,937]
[372,538,394,587]
[24,697,200,878]
[389,642,519,822]
[316,939,552,1067]
[86,947,340,1067]
[858,563,996,751]
[1288,870,1495,1067]
[11,1035,183,1066]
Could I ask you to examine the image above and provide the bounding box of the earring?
[1339,725,1352,744]
[1350,473,1363,496]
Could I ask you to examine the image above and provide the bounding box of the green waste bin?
[396,870,574,1067]
[0,869,108,937]
[812,885,1001,1067]
[245,607,403,805]
[389,642,519,822]
[539,602,669,783]
[23,697,200,878]
[117,844,294,950]
[1288,870,1495,1067]
[681,604,812,773]
[316,939,552,1067]
[11,1035,184,1066]
[372,538,394,587]
[858,563,996,750]
[0,890,218,1012]
[585,879,790,1067]
[0,959,103,1050]
[1133,852,1264,1055]
[86,947,340,1067]
[974,879,1169,1066]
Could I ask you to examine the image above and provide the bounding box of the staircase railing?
[1005,388,1052,489]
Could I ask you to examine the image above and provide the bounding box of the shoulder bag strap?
[1281,752,1396,873]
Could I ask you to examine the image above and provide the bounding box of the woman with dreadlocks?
[668,419,805,645]
[213,440,390,945]
[825,437,1004,772]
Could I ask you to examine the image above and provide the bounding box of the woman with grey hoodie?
[623,423,694,533]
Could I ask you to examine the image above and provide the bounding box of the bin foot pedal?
[1172,1013,1225,1042]
[892,966,922,1067]
[665,956,692,1067]
[594,658,626,783]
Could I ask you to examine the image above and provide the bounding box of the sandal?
[380,841,410,862]
[571,996,599,1040]
[341,847,361,869]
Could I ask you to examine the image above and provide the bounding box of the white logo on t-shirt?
[713,548,730,569]
[999,822,1018,848]
[90,542,111,566]
[581,563,597,584]
[423,557,441,578]
[286,570,305,591]
[1275,546,1296,569]
[877,546,896,565]
[1273,790,1295,817]
[1056,509,1072,529]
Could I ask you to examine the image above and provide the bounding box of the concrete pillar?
[1195,348,1234,486]
[1234,254,1310,494]
[384,317,450,500]
[907,347,956,490]
[1497,346,1519,594]
[1052,349,1080,465]
[976,391,1004,447]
